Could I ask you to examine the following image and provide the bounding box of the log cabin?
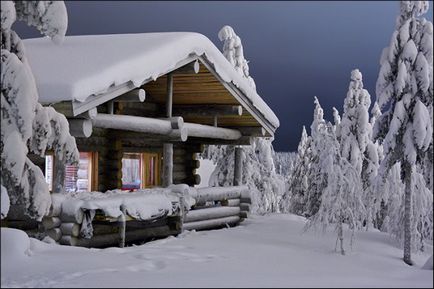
[5,32,279,247]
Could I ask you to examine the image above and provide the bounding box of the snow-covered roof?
[23,32,279,129]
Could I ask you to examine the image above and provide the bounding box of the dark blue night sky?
[14,1,434,151]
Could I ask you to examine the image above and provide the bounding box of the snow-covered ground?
[2,214,432,288]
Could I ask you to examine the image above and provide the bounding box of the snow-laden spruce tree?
[374,0,433,265]
[304,97,328,217]
[306,122,365,255]
[332,107,341,139]
[208,138,285,214]
[1,1,79,220]
[340,69,371,177]
[282,126,312,215]
[339,69,382,229]
[218,25,256,90]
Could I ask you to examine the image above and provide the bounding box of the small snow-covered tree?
[306,122,365,255]
[209,138,285,214]
[304,97,328,217]
[374,0,433,265]
[1,1,78,220]
[218,25,256,90]
[283,126,312,215]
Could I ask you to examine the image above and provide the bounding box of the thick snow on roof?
[23,32,279,128]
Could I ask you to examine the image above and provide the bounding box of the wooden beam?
[163,143,173,187]
[172,105,243,117]
[114,89,146,102]
[183,123,241,140]
[188,136,252,146]
[166,73,173,117]
[234,147,243,186]
[92,114,187,141]
[51,102,97,119]
[68,119,93,138]
[173,60,200,74]
[238,126,266,137]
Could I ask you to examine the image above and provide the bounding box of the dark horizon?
[14,1,433,152]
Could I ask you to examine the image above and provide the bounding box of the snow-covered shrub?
[1,1,79,220]
[207,138,285,214]
[1,185,10,219]
[374,0,433,264]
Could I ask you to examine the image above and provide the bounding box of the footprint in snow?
[125,260,166,272]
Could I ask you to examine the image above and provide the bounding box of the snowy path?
[1,214,432,288]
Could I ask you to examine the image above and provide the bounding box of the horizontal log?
[238,126,266,137]
[42,216,61,230]
[173,60,200,74]
[68,119,93,138]
[221,199,240,207]
[239,211,249,219]
[4,219,39,231]
[114,89,146,102]
[183,216,240,231]
[195,186,248,204]
[183,123,241,140]
[187,136,252,146]
[240,203,251,212]
[47,228,62,241]
[60,223,81,237]
[172,105,242,117]
[92,223,120,235]
[185,206,241,223]
[60,225,175,248]
[92,114,187,141]
[240,197,252,204]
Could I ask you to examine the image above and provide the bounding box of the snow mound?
[1,228,31,262]
[422,255,433,270]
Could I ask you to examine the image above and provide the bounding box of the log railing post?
[53,157,65,193]
[234,146,243,186]
[163,143,173,187]
[163,73,174,187]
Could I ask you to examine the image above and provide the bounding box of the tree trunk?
[338,217,345,255]
[403,161,413,266]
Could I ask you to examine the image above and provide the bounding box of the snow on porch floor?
[1,214,432,288]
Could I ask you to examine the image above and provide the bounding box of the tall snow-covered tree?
[304,97,328,217]
[306,122,365,255]
[283,126,312,215]
[218,25,256,90]
[1,1,79,220]
[374,0,433,265]
[208,138,285,214]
